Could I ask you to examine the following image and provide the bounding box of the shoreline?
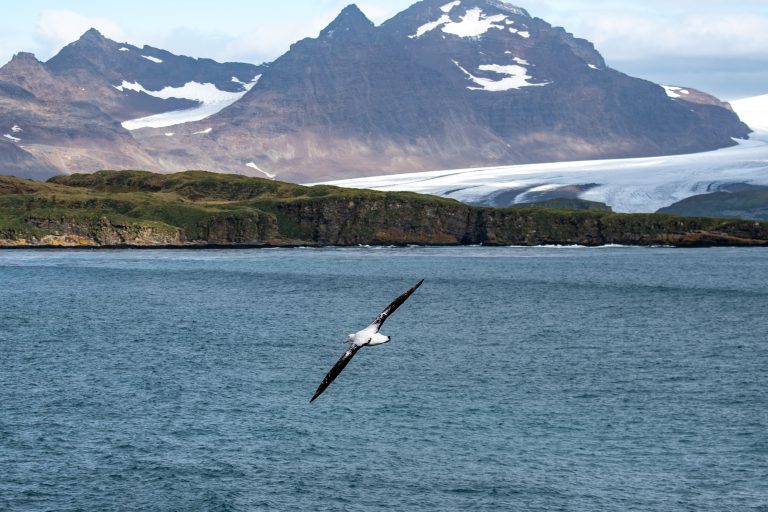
[1,242,765,251]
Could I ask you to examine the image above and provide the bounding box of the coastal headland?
[1,171,767,248]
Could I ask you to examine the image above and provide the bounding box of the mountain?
[0,30,263,179]
[0,53,157,179]
[134,0,750,181]
[43,28,263,121]
[0,0,753,183]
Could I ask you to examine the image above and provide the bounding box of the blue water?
[1,247,767,511]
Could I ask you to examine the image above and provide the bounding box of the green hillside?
[0,170,766,247]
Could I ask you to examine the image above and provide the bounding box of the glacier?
[320,95,768,213]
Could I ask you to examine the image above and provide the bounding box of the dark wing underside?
[311,344,363,402]
[368,279,425,331]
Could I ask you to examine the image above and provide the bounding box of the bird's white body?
[349,328,390,347]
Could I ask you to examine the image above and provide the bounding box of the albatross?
[310,279,425,402]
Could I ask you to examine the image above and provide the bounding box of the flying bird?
[310,279,425,402]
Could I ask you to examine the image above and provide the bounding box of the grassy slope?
[0,170,767,247]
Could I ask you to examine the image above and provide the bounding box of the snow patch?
[246,163,277,179]
[411,7,509,38]
[454,61,549,92]
[588,64,599,70]
[164,133,175,137]
[441,1,461,13]
[141,55,163,64]
[231,74,262,90]
[410,15,451,38]
[510,28,530,38]
[193,127,213,135]
[119,47,130,52]
[443,8,508,38]
[663,86,690,99]
[513,57,529,66]
[118,80,258,130]
[11,125,22,133]
[4,134,21,142]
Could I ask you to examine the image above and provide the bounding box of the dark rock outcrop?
[658,187,768,221]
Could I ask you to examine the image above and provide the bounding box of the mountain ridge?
[0,0,753,182]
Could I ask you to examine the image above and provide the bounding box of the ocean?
[1,247,767,511]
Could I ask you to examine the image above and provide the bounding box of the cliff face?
[265,196,768,247]
[1,171,767,248]
[1,218,183,247]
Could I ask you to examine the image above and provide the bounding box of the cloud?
[36,9,126,54]
[615,56,768,100]
[575,13,768,61]
[159,6,365,64]
[220,14,335,63]
[528,1,768,62]
[153,2,409,64]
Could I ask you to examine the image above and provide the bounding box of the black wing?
[368,279,424,331]
[311,344,363,402]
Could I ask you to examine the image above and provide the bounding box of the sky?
[1,0,767,100]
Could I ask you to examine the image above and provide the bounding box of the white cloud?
[527,2,768,63]
[138,9,341,65]
[574,13,768,61]
[36,10,126,52]
[150,2,408,64]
